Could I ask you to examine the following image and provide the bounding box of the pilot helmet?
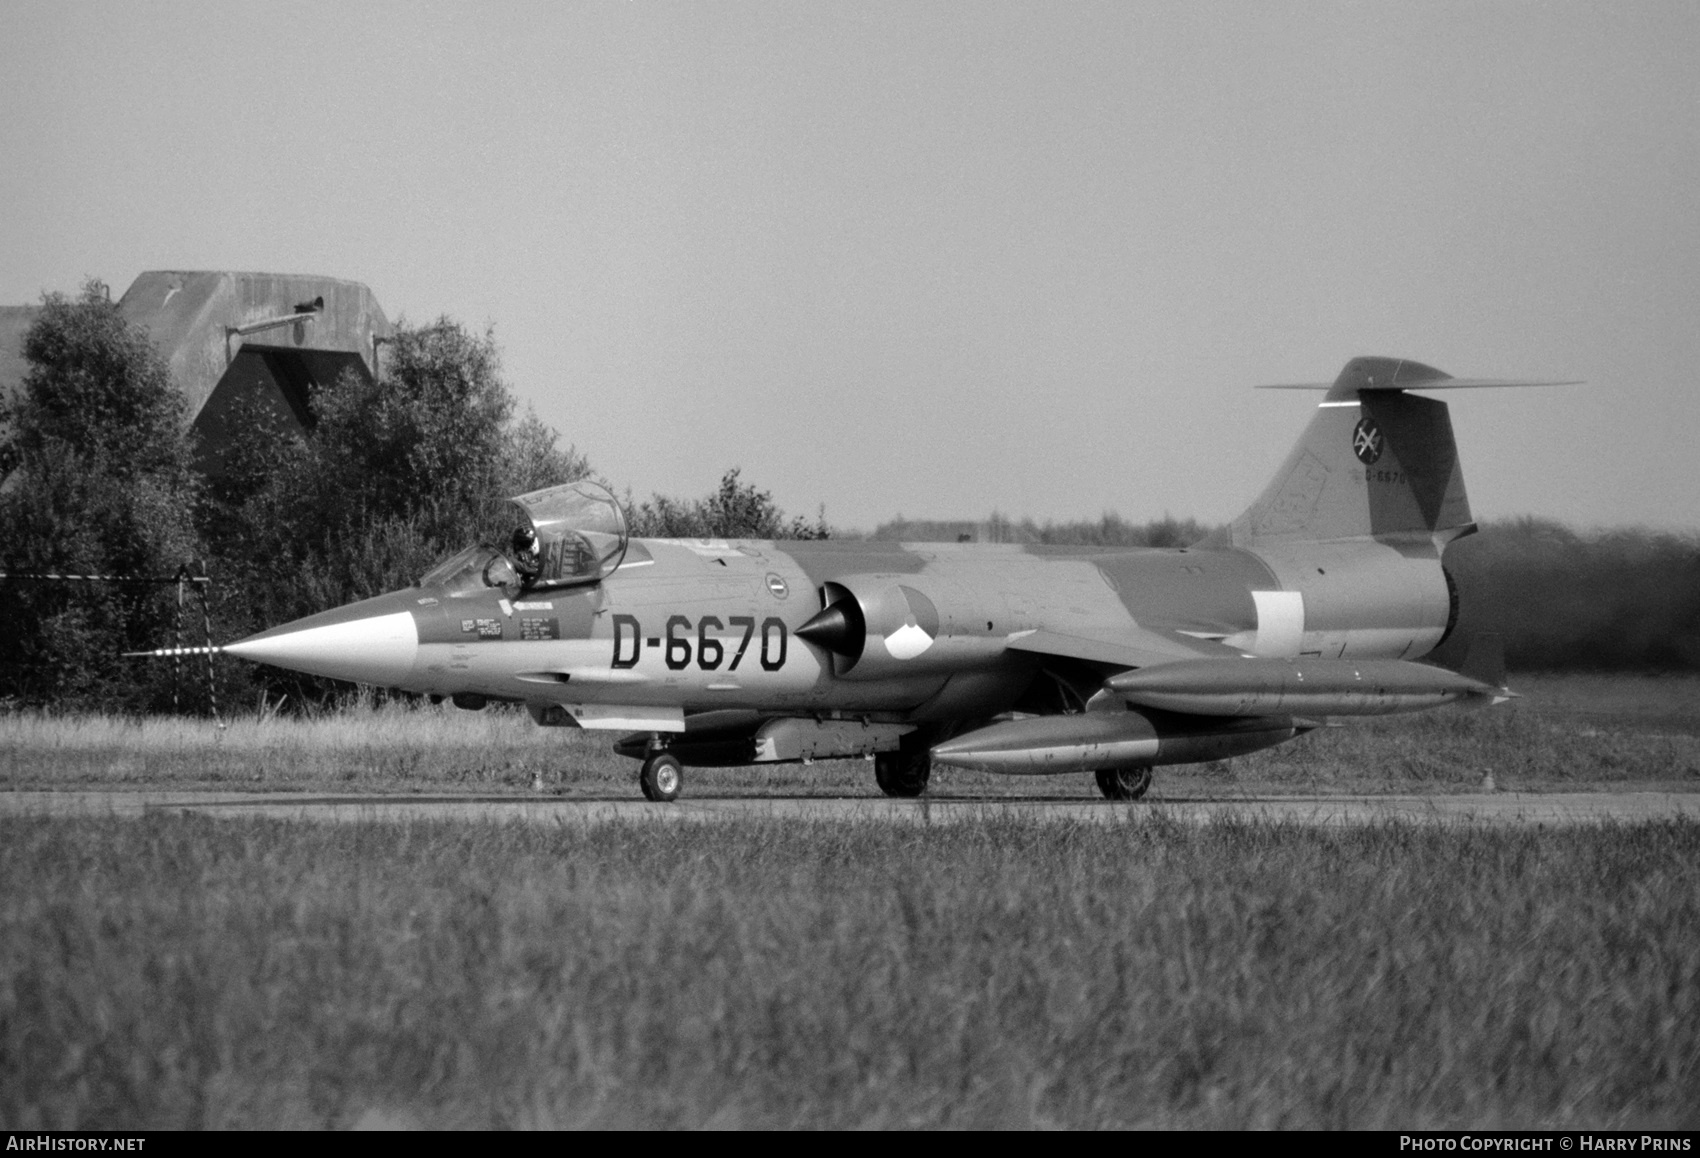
[511,525,538,554]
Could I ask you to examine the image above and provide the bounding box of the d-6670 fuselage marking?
[612,613,788,672]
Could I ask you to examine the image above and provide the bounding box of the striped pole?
[0,572,212,584]
[196,576,222,726]
[173,571,184,713]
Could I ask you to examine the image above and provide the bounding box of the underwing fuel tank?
[930,710,1301,774]
[1105,656,1506,718]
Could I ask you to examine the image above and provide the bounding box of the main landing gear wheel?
[1096,766,1152,801]
[874,751,930,798]
[640,753,683,802]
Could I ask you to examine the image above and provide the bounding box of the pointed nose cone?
[225,592,420,687]
[796,602,863,656]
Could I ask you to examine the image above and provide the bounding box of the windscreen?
[417,546,519,596]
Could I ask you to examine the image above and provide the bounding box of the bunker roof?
[0,270,393,419]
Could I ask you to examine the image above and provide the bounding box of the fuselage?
[226,532,1457,729]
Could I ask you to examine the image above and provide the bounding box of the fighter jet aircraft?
[190,356,1572,802]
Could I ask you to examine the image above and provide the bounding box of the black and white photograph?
[2,0,1697,1133]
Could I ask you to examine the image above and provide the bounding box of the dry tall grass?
[1,674,1695,795]
[3,815,1695,1128]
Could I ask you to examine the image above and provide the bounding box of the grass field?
[1,674,1696,797]
[3,814,1696,1129]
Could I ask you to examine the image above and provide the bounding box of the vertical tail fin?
[1209,357,1575,547]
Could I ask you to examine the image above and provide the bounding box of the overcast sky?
[4,1,1696,533]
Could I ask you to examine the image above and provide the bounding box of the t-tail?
[1205,356,1578,549]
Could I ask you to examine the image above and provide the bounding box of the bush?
[0,281,202,710]
[870,511,1211,547]
[206,319,592,635]
[625,468,829,540]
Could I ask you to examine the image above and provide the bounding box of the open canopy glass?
[508,480,629,588]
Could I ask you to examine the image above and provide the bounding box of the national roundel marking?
[766,572,789,599]
[1352,416,1384,465]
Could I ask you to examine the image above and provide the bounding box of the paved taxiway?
[2,790,1696,826]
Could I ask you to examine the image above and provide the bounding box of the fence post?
[173,567,186,713]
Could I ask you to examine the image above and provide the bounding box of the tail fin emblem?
[1352,417,1384,464]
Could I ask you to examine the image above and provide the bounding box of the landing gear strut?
[874,750,930,798]
[640,751,683,802]
[1096,766,1152,801]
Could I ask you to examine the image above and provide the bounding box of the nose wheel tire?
[874,751,930,798]
[640,753,683,802]
[1096,766,1152,801]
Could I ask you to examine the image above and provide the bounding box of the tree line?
[0,283,819,711]
[1,282,1695,712]
[1431,518,1700,672]
[866,512,1211,548]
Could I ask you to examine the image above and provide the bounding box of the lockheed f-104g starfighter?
[180,356,1573,801]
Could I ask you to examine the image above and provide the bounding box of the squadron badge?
[1352,416,1384,465]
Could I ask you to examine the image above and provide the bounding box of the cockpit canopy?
[415,481,628,597]
[508,479,628,588]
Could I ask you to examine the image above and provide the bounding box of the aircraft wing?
[1004,624,1244,670]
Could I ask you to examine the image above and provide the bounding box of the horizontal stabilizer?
[1258,377,1580,391]
[1257,357,1580,392]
